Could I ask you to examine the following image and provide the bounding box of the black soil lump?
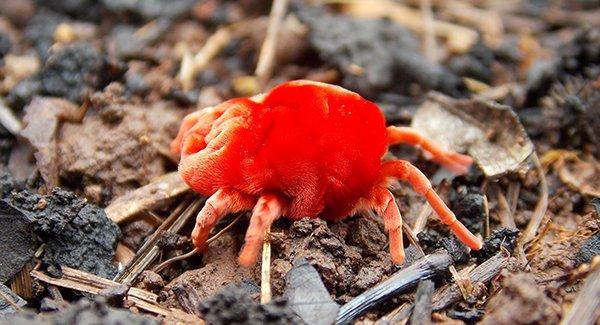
[471,228,519,263]
[418,230,470,264]
[574,232,600,266]
[451,188,486,234]
[34,0,101,21]
[0,200,37,283]
[23,9,70,59]
[8,188,121,278]
[198,285,303,325]
[4,298,157,324]
[0,31,10,59]
[296,6,466,98]
[9,42,124,107]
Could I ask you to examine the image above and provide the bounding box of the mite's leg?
[238,194,286,266]
[387,126,473,175]
[381,160,483,250]
[371,187,405,264]
[192,189,256,250]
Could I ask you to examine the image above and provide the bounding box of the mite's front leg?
[192,189,256,250]
[387,126,473,175]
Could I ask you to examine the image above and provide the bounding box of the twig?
[0,98,22,134]
[336,252,453,324]
[413,203,432,234]
[431,251,509,311]
[10,263,34,299]
[179,28,232,91]
[559,265,600,325]
[255,0,289,91]
[31,267,189,317]
[381,251,510,323]
[343,0,478,53]
[521,153,549,244]
[0,286,22,311]
[261,225,272,304]
[153,213,244,273]
[420,0,437,62]
[153,248,199,274]
[491,182,516,229]
[483,194,490,238]
[448,265,472,300]
[403,223,425,257]
[114,199,203,284]
[105,172,190,224]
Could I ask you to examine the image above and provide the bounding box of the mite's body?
[172,80,482,265]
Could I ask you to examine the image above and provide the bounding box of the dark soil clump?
[7,187,120,278]
[3,298,156,324]
[198,285,303,325]
[9,42,124,108]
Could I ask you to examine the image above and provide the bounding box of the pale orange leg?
[238,194,286,266]
[387,126,473,175]
[191,189,256,250]
[371,187,405,264]
[381,160,483,250]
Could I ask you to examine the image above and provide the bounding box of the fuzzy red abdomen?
[177,81,388,220]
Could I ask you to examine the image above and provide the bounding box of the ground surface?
[0,0,599,324]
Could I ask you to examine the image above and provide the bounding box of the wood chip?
[31,266,185,317]
[105,171,189,223]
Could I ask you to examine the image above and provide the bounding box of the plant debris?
[412,93,535,177]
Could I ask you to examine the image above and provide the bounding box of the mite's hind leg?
[387,126,473,175]
[192,189,256,250]
[238,194,286,266]
[381,160,483,250]
[371,187,405,264]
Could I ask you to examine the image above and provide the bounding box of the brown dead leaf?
[20,97,85,189]
[411,93,534,178]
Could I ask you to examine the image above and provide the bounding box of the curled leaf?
[411,93,534,178]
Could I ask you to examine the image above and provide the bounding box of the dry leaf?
[411,93,534,178]
[20,97,85,189]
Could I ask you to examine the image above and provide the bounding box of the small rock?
[284,258,339,325]
[137,271,165,294]
[9,42,124,107]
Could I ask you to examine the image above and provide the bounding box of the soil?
[0,0,598,324]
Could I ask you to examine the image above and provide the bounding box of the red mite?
[171,80,483,266]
